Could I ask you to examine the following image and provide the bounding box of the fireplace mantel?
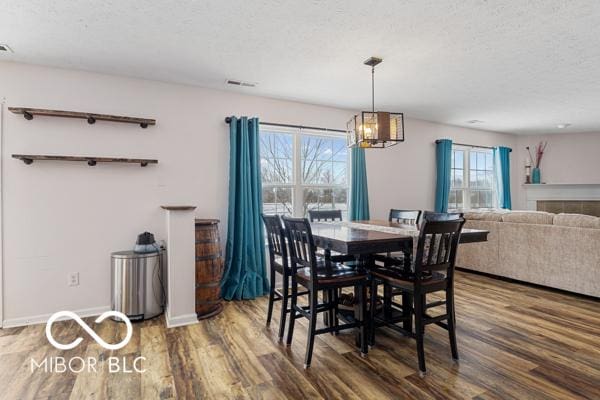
[523,183,600,211]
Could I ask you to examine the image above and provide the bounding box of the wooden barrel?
[195,219,224,319]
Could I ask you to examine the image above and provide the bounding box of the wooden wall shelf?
[8,107,156,128]
[12,154,158,167]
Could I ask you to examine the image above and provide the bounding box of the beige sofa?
[456,210,600,298]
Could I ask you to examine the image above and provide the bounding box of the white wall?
[0,61,516,324]
[513,132,600,209]
[365,118,519,219]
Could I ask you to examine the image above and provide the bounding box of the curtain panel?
[434,139,453,213]
[495,146,512,209]
[349,147,370,221]
[221,116,270,300]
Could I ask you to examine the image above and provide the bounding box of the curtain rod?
[224,117,346,133]
[435,140,512,152]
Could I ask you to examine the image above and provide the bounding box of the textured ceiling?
[2,0,600,134]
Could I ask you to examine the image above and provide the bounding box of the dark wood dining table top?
[310,219,488,255]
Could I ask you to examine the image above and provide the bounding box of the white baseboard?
[2,306,111,328]
[165,311,198,328]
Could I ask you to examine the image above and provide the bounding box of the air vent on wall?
[0,44,13,52]
[226,79,256,88]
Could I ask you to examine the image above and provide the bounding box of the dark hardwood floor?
[0,271,599,399]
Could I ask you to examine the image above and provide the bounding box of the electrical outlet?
[68,272,79,287]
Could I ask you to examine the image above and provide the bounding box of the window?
[449,146,496,210]
[260,127,349,218]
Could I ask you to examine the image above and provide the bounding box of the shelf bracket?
[23,158,33,165]
[23,111,33,121]
[87,116,96,125]
[87,159,97,166]
[140,122,148,129]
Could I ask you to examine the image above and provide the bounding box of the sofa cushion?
[553,213,600,229]
[463,210,507,222]
[501,211,554,225]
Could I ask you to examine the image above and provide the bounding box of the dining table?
[309,219,489,344]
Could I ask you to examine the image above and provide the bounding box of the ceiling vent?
[226,79,256,88]
[467,119,484,124]
[0,44,13,52]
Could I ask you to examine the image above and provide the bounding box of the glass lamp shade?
[347,111,404,148]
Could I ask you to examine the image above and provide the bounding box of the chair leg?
[278,273,289,341]
[266,270,276,326]
[286,277,298,346]
[304,288,318,369]
[332,289,340,335]
[359,284,368,357]
[327,289,335,335]
[369,278,378,346]
[383,283,392,320]
[414,292,426,375]
[447,288,459,361]
[402,292,413,334]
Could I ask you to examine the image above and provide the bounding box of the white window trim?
[260,125,350,217]
[450,145,497,211]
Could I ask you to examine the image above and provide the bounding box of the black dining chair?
[282,216,369,368]
[389,209,422,225]
[308,209,343,222]
[262,214,308,341]
[369,212,465,376]
[377,209,423,268]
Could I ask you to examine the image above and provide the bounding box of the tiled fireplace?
[536,200,600,217]
[523,183,600,215]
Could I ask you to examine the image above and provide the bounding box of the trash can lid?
[111,250,160,259]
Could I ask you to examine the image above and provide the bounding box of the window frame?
[449,145,497,211]
[259,125,350,218]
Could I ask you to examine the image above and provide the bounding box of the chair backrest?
[261,214,288,268]
[308,209,342,222]
[389,209,422,225]
[281,216,318,279]
[413,212,465,283]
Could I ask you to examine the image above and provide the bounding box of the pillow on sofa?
[501,211,555,225]
[553,213,600,229]
[463,210,506,222]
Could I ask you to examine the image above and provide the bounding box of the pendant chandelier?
[347,57,405,148]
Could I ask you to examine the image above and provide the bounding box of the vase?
[532,167,541,184]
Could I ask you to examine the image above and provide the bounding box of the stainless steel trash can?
[111,250,165,321]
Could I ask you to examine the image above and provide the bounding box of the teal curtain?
[495,146,512,209]
[349,147,370,221]
[434,139,452,212]
[221,116,269,300]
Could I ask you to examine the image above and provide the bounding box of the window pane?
[455,169,463,187]
[332,162,347,185]
[332,139,348,161]
[449,190,456,208]
[262,186,293,215]
[262,126,349,218]
[486,153,494,170]
[470,190,479,208]
[482,190,492,208]
[454,150,463,169]
[477,152,486,170]
[260,132,293,160]
[456,190,463,209]
[260,132,293,184]
[485,171,493,188]
[477,171,486,188]
[302,187,348,218]
[470,152,477,170]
